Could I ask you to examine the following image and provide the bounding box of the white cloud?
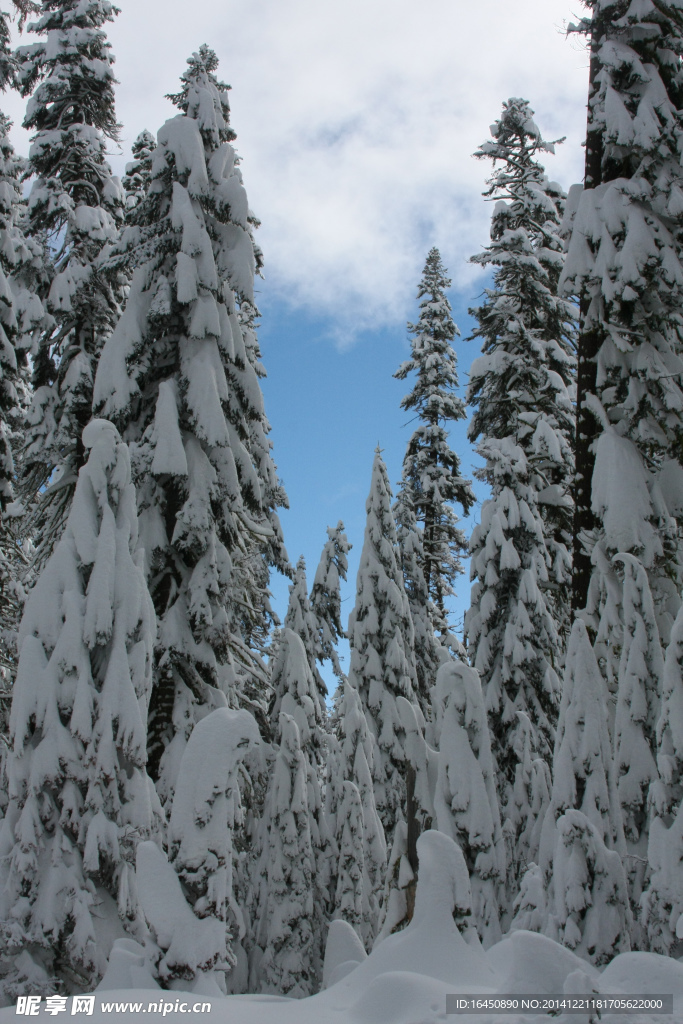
[2,0,589,338]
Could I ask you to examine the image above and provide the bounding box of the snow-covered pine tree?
[233,298,289,660]
[0,420,159,998]
[394,484,441,714]
[331,679,386,948]
[122,130,156,215]
[168,707,260,992]
[394,248,474,639]
[465,98,575,883]
[252,712,319,997]
[347,448,418,840]
[268,626,328,773]
[642,602,683,954]
[16,0,125,566]
[93,46,289,796]
[562,1,683,634]
[431,660,505,946]
[613,555,664,932]
[538,620,631,965]
[0,2,49,695]
[264,626,332,965]
[310,520,350,682]
[283,556,327,725]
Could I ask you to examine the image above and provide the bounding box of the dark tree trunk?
[571,10,605,616]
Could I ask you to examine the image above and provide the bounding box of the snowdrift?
[1,831,681,1024]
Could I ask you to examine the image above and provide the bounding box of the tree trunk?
[571,9,605,616]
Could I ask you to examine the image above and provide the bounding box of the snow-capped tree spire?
[465,98,575,889]
[395,249,473,638]
[347,448,418,840]
[93,46,289,797]
[16,0,125,565]
[310,521,350,682]
[122,129,156,216]
[284,555,327,716]
[0,420,159,998]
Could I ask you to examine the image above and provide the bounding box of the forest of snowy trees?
[0,0,682,1012]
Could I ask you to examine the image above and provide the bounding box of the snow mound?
[599,951,683,1000]
[487,930,600,995]
[350,971,452,1024]
[96,940,159,992]
[323,920,367,989]
[330,831,494,992]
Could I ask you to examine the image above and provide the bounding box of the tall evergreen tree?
[347,449,418,840]
[283,556,327,722]
[431,661,505,946]
[16,0,125,565]
[0,420,159,998]
[252,713,320,997]
[613,555,664,932]
[168,707,260,992]
[465,99,575,875]
[538,620,631,965]
[562,1,683,631]
[0,2,48,689]
[394,485,441,714]
[330,679,386,948]
[93,47,288,795]
[394,248,474,638]
[310,521,350,682]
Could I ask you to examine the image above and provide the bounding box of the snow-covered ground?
[2,931,679,1024]
[2,832,681,1024]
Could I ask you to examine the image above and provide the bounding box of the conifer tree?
[347,449,418,839]
[168,707,260,991]
[93,47,288,795]
[562,1,683,631]
[0,3,48,686]
[234,298,290,653]
[0,131,29,681]
[268,627,328,772]
[283,556,327,720]
[538,620,631,964]
[466,99,574,871]
[394,485,441,714]
[122,129,156,214]
[394,249,474,637]
[16,0,125,565]
[255,628,332,987]
[642,602,683,954]
[0,420,159,998]
[310,521,350,682]
[469,98,575,640]
[331,680,386,948]
[253,713,320,997]
[613,555,664,930]
[431,660,505,946]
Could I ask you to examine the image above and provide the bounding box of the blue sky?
[257,283,491,687]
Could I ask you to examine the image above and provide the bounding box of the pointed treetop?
[17,0,121,142]
[166,43,235,145]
